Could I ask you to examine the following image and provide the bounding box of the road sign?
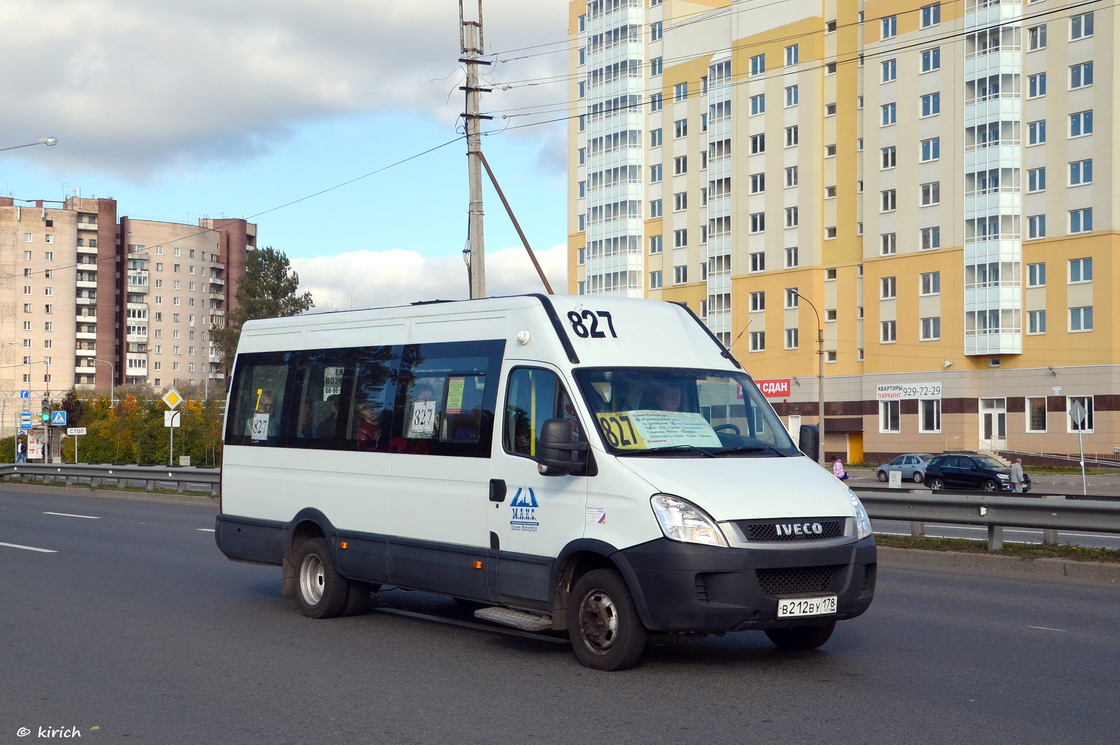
[162,389,183,409]
[67,427,87,436]
[20,389,30,398]
[164,410,182,428]
[50,410,68,427]
[20,413,33,429]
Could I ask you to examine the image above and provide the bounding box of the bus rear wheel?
[294,537,351,619]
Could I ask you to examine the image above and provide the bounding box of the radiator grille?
[737,519,845,542]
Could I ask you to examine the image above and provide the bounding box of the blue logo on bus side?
[509,487,539,532]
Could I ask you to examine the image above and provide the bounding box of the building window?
[1069,208,1093,234]
[1027,167,1046,192]
[881,15,897,40]
[785,44,799,66]
[750,133,765,154]
[1027,215,1047,240]
[1070,306,1093,332]
[881,276,896,300]
[1070,110,1093,137]
[785,85,799,107]
[749,331,765,352]
[1069,159,1093,186]
[750,53,766,76]
[1028,310,1047,335]
[881,59,897,83]
[785,166,798,187]
[650,92,663,111]
[920,316,940,341]
[920,399,941,433]
[673,229,688,248]
[1028,120,1046,145]
[1028,263,1046,287]
[921,47,941,73]
[881,189,896,212]
[881,320,897,343]
[881,233,897,256]
[1067,396,1094,433]
[1069,257,1092,283]
[649,163,662,182]
[651,21,662,41]
[920,272,941,295]
[649,199,662,217]
[785,246,799,267]
[750,252,765,273]
[750,94,765,115]
[1026,397,1047,432]
[649,235,663,254]
[650,128,662,147]
[785,328,799,350]
[750,291,765,311]
[649,56,662,76]
[881,102,896,126]
[1028,73,1047,98]
[784,207,799,229]
[1028,24,1047,50]
[750,172,765,194]
[1070,12,1094,40]
[674,82,688,102]
[880,400,900,433]
[920,181,940,206]
[920,137,940,162]
[785,125,799,147]
[785,288,800,309]
[921,3,940,28]
[673,119,687,138]
[750,212,765,233]
[921,226,941,250]
[650,271,663,289]
[674,192,687,211]
[920,92,941,117]
[1070,62,1093,89]
[881,146,896,169]
[674,265,688,284]
[673,155,687,175]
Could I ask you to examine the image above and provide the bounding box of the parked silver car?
[875,453,934,483]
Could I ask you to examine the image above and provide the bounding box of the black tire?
[982,479,999,492]
[929,477,944,491]
[877,471,888,482]
[568,569,647,671]
[913,471,924,483]
[765,621,836,650]
[294,537,349,619]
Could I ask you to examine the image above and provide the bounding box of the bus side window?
[504,368,582,457]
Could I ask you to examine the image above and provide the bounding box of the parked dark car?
[925,453,1030,492]
[875,453,934,483]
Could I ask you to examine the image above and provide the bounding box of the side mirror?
[538,418,588,476]
[798,424,820,460]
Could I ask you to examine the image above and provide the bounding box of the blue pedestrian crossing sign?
[50,410,67,427]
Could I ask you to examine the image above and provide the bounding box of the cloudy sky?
[0,0,572,309]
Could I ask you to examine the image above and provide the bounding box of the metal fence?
[0,463,219,497]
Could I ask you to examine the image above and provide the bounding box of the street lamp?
[792,289,826,465]
[0,137,57,153]
[93,358,116,408]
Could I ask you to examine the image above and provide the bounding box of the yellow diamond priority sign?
[162,389,183,410]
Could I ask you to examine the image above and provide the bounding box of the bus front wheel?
[567,569,647,671]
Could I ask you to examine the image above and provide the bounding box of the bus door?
[489,366,589,605]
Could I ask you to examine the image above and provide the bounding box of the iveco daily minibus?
[216,295,876,670]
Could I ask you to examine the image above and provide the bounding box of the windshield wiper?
[713,444,789,457]
[619,444,717,458]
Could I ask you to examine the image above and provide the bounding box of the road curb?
[878,546,1120,584]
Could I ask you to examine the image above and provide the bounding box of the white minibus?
[216,295,876,670]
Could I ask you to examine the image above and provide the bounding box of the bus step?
[474,606,553,632]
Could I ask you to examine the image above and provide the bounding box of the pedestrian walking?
[1010,458,1024,492]
[832,457,849,481]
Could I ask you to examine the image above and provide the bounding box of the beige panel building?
[568,0,1119,463]
[0,195,254,414]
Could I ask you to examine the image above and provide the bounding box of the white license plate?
[777,595,837,618]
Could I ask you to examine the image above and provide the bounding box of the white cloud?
[1,0,570,179]
[293,243,569,311]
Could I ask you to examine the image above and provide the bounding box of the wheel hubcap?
[300,554,325,605]
[578,590,619,652]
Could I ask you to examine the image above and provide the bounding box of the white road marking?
[197,528,215,533]
[1028,626,1068,632]
[43,512,100,519]
[0,541,58,553]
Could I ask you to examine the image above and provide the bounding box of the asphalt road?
[2,488,1118,745]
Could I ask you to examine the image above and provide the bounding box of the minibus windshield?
[572,368,802,457]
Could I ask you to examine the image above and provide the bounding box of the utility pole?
[460,0,492,299]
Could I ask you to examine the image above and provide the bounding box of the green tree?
[212,246,313,376]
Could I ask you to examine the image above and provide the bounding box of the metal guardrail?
[0,463,219,496]
[858,488,1120,550]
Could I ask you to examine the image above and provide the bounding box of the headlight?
[849,491,873,540]
[998,474,1010,480]
[650,494,728,547]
